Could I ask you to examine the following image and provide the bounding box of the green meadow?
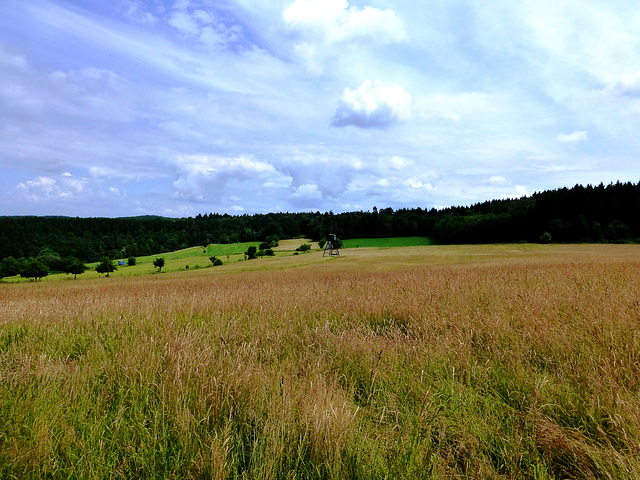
[1,238,440,282]
[341,236,434,249]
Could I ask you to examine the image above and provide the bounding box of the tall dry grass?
[1,244,640,478]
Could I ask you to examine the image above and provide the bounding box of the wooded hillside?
[1,181,638,267]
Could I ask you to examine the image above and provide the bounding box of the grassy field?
[1,241,317,282]
[341,236,434,249]
[1,244,640,478]
[206,242,261,258]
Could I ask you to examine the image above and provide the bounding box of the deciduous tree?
[63,257,88,279]
[20,257,49,281]
[95,259,117,277]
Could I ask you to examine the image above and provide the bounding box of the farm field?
[341,236,434,249]
[1,244,640,478]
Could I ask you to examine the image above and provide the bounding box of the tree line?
[1,181,639,278]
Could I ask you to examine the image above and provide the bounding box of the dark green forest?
[1,181,639,278]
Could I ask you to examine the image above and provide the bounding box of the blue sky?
[1,0,640,217]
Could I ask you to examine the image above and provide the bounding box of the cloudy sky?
[2,0,640,217]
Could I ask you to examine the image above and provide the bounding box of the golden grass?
[271,238,314,251]
[1,244,640,478]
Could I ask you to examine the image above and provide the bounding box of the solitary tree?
[20,257,49,281]
[153,257,165,272]
[209,255,222,266]
[95,258,117,277]
[63,257,88,279]
[245,246,257,260]
[127,256,136,266]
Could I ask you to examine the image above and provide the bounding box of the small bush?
[153,257,165,272]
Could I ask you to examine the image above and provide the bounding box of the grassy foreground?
[1,244,640,479]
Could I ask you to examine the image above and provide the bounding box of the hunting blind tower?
[323,234,340,256]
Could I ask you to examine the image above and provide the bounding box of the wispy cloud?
[283,0,407,72]
[557,131,588,143]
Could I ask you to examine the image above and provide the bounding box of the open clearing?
[1,244,640,478]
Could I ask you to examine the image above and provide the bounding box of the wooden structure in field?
[323,234,340,256]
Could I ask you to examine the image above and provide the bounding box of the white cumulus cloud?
[16,174,89,203]
[332,80,412,129]
[17,176,56,195]
[171,155,290,203]
[500,185,528,200]
[405,178,434,192]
